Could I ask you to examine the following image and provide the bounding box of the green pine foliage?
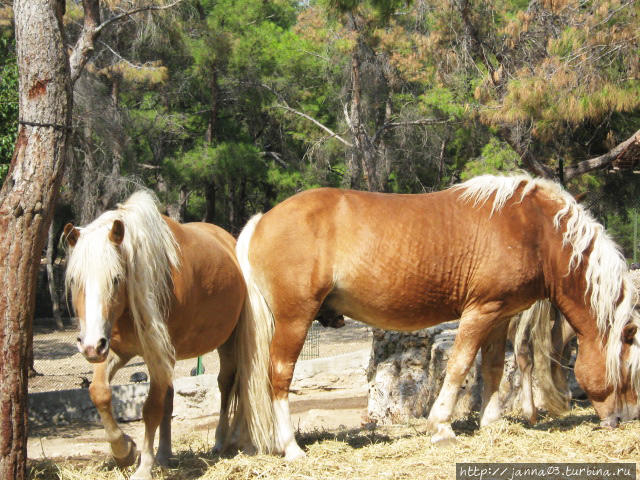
[28,0,638,249]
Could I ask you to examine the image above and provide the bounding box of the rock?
[367,322,581,425]
[130,371,148,383]
[367,322,482,424]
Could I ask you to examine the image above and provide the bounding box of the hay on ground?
[28,405,640,480]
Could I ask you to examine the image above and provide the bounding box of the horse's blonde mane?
[454,174,640,393]
[65,190,179,385]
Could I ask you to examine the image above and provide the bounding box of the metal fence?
[31,317,332,392]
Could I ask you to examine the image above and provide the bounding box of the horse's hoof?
[130,465,153,480]
[212,442,224,455]
[155,449,172,467]
[522,407,537,425]
[430,425,456,446]
[130,472,152,480]
[283,443,306,461]
[113,437,137,468]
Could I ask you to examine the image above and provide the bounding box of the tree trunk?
[46,222,63,330]
[0,0,72,476]
[203,64,219,224]
[345,16,387,193]
[367,324,485,423]
[203,179,217,223]
[205,64,218,146]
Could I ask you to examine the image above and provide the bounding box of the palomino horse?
[231,174,640,459]
[63,191,256,480]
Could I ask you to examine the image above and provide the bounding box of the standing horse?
[63,191,255,480]
[231,174,640,459]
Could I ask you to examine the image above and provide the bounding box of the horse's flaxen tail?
[514,299,570,416]
[226,213,276,454]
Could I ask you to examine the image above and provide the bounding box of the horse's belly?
[326,291,459,332]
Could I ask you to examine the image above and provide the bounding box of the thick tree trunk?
[0,0,72,477]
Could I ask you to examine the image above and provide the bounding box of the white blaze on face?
[82,278,108,349]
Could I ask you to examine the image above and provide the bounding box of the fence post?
[196,356,204,375]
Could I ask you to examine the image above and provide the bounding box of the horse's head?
[64,220,128,363]
[574,321,640,427]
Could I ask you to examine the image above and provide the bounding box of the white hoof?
[480,410,502,428]
[283,442,306,461]
[430,424,456,446]
[130,469,152,480]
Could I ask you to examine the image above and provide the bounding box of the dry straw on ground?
[28,405,640,480]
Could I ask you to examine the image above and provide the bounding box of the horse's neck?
[530,196,596,338]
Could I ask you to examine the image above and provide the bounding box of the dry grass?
[28,405,640,480]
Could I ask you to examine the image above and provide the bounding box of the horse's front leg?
[155,385,174,466]
[427,308,500,444]
[479,323,508,427]
[131,379,171,480]
[89,351,136,467]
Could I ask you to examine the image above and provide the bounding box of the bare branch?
[69,0,100,85]
[275,104,353,147]
[95,0,185,35]
[69,0,184,84]
[372,118,452,144]
[564,129,640,181]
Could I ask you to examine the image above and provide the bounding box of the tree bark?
[0,0,72,477]
[564,129,640,180]
[203,179,217,223]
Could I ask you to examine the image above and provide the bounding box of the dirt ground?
[30,318,371,392]
[28,319,373,460]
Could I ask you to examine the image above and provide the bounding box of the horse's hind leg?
[89,350,137,467]
[156,385,174,466]
[270,307,318,460]
[214,335,236,453]
[479,323,508,427]
[515,338,537,424]
[550,312,573,405]
[427,307,501,444]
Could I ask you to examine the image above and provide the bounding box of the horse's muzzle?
[77,336,110,363]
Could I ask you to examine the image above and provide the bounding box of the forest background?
[1,0,640,257]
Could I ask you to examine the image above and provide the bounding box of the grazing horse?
[63,191,255,480]
[231,174,640,459]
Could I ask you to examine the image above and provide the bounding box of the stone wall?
[367,322,579,425]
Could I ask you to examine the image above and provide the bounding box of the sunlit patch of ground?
[28,405,640,480]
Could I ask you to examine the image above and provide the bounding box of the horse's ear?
[63,223,80,247]
[109,220,125,245]
[622,323,637,345]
